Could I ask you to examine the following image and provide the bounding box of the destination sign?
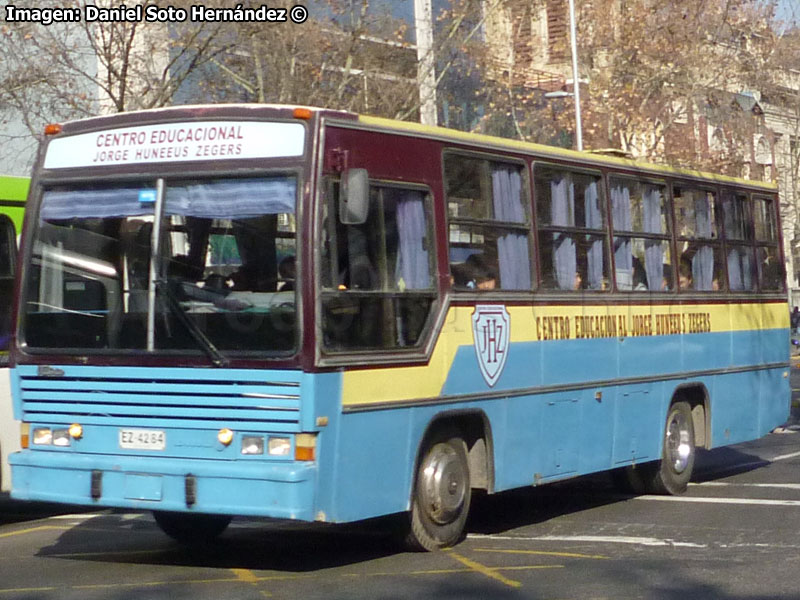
[43,120,305,169]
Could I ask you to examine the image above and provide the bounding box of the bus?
[0,174,28,492]
[9,105,789,549]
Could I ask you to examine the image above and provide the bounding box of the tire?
[405,429,471,551]
[647,401,696,495]
[153,511,231,544]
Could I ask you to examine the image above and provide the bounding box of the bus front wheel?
[405,430,471,551]
[153,511,232,543]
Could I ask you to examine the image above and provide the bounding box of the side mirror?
[339,168,369,225]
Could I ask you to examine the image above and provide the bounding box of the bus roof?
[41,103,776,193]
[356,114,778,193]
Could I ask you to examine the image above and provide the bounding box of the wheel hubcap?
[665,409,692,473]
[419,442,467,525]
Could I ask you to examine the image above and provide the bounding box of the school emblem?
[471,304,510,387]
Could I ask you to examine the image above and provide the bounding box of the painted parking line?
[0,525,70,539]
[446,550,523,588]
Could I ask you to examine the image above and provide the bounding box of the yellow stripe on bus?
[340,301,788,407]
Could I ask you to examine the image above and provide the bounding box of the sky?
[776,0,798,25]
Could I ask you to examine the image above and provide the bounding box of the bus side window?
[721,191,755,292]
[674,186,724,292]
[610,177,673,292]
[753,197,783,291]
[535,166,607,291]
[321,182,436,351]
[444,155,532,291]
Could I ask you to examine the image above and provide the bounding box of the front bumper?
[10,450,317,520]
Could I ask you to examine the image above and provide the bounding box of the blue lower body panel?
[10,451,317,520]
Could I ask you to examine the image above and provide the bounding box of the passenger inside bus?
[456,252,498,290]
[278,255,295,291]
[679,260,693,290]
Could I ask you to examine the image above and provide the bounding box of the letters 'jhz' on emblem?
[471,304,510,387]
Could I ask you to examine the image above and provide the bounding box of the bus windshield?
[22,175,298,357]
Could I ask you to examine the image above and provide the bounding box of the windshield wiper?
[155,279,228,368]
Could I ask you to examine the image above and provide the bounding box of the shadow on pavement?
[0,492,88,526]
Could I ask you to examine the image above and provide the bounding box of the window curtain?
[643,185,665,291]
[727,248,753,291]
[612,184,632,290]
[584,182,604,289]
[41,187,152,221]
[551,176,576,290]
[492,167,531,289]
[692,194,714,290]
[41,178,297,222]
[395,190,431,290]
[166,178,296,218]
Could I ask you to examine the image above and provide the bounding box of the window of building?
[535,165,608,291]
[321,181,436,352]
[445,155,532,291]
[673,186,724,292]
[610,177,672,292]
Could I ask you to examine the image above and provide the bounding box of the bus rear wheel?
[649,401,696,495]
[612,401,696,496]
[153,511,232,543]
[405,430,471,551]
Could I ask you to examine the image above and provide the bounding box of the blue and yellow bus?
[0,174,29,492]
[9,105,789,549]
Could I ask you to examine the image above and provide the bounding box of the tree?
[0,0,229,169]
[475,0,782,169]
[188,0,500,126]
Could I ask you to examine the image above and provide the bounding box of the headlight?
[32,428,52,445]
[241,436,264,455]
[53,429,71,447]
[267,436,291,456]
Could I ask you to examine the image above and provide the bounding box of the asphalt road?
[2,367,800,600]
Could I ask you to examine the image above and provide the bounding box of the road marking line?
[447,550,522,588]
[49,513,108,520]
[0,525,69,539]
[469,534,706,548]
[0,588,56,595]
[770,450,800,462]
[636,495,800,506]
[473,548,609,560]
[692,482,800,490]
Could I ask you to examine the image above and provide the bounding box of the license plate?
[119,428,166,451]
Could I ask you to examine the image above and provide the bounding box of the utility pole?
[568,0,583,151]
[414,0,437,126]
